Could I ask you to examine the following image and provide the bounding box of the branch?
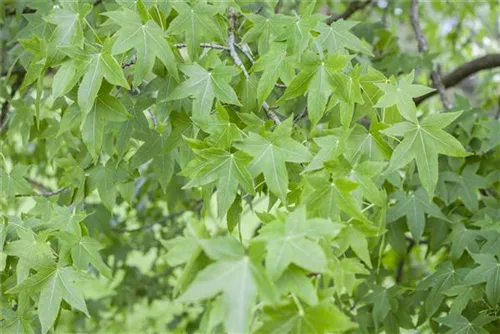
[293,108,308,124]
[415,53,500,105]
[326,0,373,24]
[121,55,137,69]
[228,7,281,124]
[16,178,67,197]
[410,0,452,109]
[174,42,229,51]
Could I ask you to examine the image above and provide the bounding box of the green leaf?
[252,42,295,106]
[71,237,112,278]
[374,71,434,122]
[167,2,223,60]
[302,175,370,224]
[243,13,295,55]
[235,120,311,202]
[388,188,447,242]
[382,111,469,197]
[417,262,465,316]
[179,256,258,334]
[257,302,357,334]
[276,267,318,305]
[183,148,254,217]
[71,42,130,113]
[304,135,341,173]
[314,20,373,56]
[257,206,337,279]
[45,3,91,48]
[441,163,487,211]
[277,53,352,125]
[8,267,89,334]
[463,253,500,305]
[1,165,33,199]
[104,8,178,85]
[168,63,241,117]
[437,314,493,334]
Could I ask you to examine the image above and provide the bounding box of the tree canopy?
[1,0,500,333]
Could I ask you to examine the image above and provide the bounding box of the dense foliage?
[1,0,500,333]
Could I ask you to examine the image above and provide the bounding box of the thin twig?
[326,0,373,24]
[147,108,158,130]
[235,43,255,64]
[293,108,308,124]
[17,178,68,197]
[410,0,452,109]
[395,238,415,284]
[174,42,229,51]
[121,55,137,69]
[228,7,281,124]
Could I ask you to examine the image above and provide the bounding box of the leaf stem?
[291,293,304,316]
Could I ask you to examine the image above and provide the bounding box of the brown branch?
[410,0,452,109]
[228,7,281,125]
[415,53,500,105]
[326,0,373,24]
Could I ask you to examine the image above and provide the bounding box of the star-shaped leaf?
[277,53,352,125]
[301,174,370,224]
[45,2,91,48]
[256,206,341,280]
[104,8,178,85]
[463,253,500,305]
[167,2,223,59]
[182,148,254,217]
[1,165,33,199]
[252,42,296,106]
[417,262,466,316]
[304,135,341,173]
[179,253,269,334]
[8,266,89,334]
[314,20,373,56]
[375,71,435,122]
[61,42,130,113]
[437,314,495,334]
[192,102,244,150]
[441,163,487,211]
[234,119,311,201]
[243,13,295,55]
[256,302,356,334]
[382,111,469,197]
[168,63,241,117]
[388,188,447,242]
